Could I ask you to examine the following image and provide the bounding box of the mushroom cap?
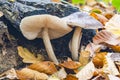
[20,14,72,40]
[62,12,103,29]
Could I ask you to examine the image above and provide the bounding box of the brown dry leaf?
[16,68,48,80]
[93,69,105,77]
[17,46,44,63]
[107,44,120,52]
[92,52,107,68]
[0,68,18,80]
[104,12,114,19]
[28,61,57,75]
[65,74,78,80]
[93,30,120,45]
[90,12,108,25]
[59,58,81,69]
[79,51,90,66]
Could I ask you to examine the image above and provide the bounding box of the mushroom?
[62,12,103,60]
[20,14,72,64]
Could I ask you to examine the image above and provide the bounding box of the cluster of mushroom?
[20,12,102,64]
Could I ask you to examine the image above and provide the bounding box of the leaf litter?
[1,0,120,80]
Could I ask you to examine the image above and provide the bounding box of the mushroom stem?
[71,27,82,60]
[42,28,59,64]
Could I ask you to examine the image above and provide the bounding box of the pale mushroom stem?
[71,27,82,60]
[42,28,59,64]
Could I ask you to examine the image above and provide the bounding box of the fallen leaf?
[48,75,60,80]
[93,30,120,45]
[28,61,57,75]
[90,8,102,14]
[0,68,18,80]
[91,73,109,80]
[108,75,120,80]
[92,52,107,68]
[16,68,48,80]
[93,69,105,77]
[59,58,81,69]
[79,51,90,66]
[90,12,108,25]
[81,5,93,12]
[104,12,114,19]
[107,44,120,52]
[115,63,120,73]
[102,55,119,75]
[48,68,67,80]
[76,61,96,80]
[17,46,44,63]
[110,53,120,61]
[86,0,96,6]
[56,68,67,80]
[105,14,120,36]
[65,74,78,80]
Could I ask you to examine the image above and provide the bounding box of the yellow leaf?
[107,44,120,52]
[92,52,107,68]
[79,51,90,66]
[16,68,48,80]
[17,46,44,63]
[28,61,57,75]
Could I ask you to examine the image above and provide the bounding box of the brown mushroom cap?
[20,14,72,40]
